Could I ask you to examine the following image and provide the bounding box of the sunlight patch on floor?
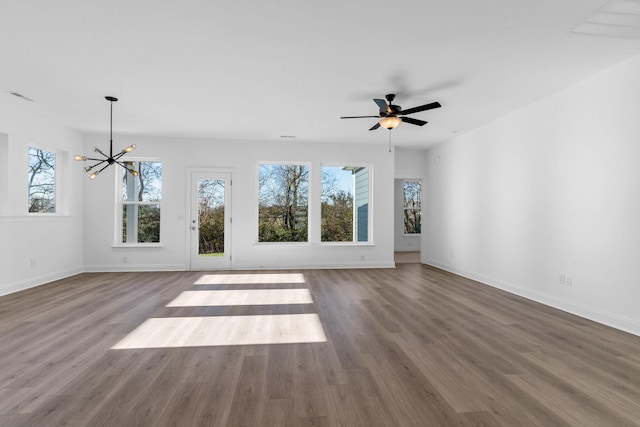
[194,273,306,285]
[167,289,314,307]
[111,313,327,349]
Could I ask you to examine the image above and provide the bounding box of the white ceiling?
[2,0,640,148]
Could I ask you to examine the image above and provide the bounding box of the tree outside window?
[321,166,369,242]
[121,161,162,243]
[258,164,308,242]
[28,147,56,213]
[197,179,225,256]
[403,180,421,234]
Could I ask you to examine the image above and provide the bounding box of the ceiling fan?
[341,93,441,131]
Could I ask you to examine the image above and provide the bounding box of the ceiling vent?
[573,0,640,38]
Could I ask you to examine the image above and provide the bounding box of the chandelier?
[74,96,137,179]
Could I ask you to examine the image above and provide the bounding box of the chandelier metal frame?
[75,96,137,179]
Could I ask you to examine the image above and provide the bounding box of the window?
[403,180,421,234]
[119,161,162,244]
[28,147,56,213]
[258,163,308,242]
[321,166,369,242]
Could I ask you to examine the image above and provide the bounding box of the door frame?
[186,168,233,270]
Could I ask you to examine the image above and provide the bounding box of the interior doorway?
[394,178,422,263]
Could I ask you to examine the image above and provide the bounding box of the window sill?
[253,241,374,247]
[318,242,374,247]
[254,241,311,246]
[0,214,71,222]
[112,244,163,249]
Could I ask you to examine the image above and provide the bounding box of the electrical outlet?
[122,256,127,263]
[30,258,36,267]
[559,273,573,286]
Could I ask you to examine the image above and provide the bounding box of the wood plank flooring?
[394,251,421,264]
[1,265,640,426]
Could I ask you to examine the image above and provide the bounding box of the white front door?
[189,171,231,270]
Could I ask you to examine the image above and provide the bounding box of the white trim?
[424,258,640,337]
[27,145,58,215]
[83,264,186,272]
[0,267,83,298]
[256,161,312,244]
[111,244,163,248]
[114,158,162,246]
[186,168,233,270]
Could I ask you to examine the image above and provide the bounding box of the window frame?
[27,145,58,215]
[256,161,311,244]
[402,179,422,236]
[114,158,163,246]
[319,163,372,245]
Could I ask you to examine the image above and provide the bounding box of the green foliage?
[137,205,161,242]
[258,164,309,242]
[121,161,162,243]
[321,191,353,242]
[197,179,225,254]
[259,205,308,242]
[122,204,161,243]
[199,206,225,254]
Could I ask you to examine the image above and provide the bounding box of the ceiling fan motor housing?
[387,104,401,115]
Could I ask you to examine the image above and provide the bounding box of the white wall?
[394,149,425,251]
[0,102,84,296]
[424,54,640,336]
[82,135,395,271]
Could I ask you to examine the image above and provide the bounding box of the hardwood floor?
[1,265,640,426]
[394,251,421,264]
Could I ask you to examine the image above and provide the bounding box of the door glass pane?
[198,179,225,257]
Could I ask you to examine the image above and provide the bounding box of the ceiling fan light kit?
[75,96,138,180]
[340,93,441,131]
[379,116,401,129]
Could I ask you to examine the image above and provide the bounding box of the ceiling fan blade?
[373,98,389,113]
[369,122,381,131]
[400,101,441,116]
[341,115,380,119]
[401,116,427,126]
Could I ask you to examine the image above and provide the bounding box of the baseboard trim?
[424,258,640,337]
[83,264,187,272]
[84,261,395,272]
[229,261,395,270]
[0,267,83,297]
